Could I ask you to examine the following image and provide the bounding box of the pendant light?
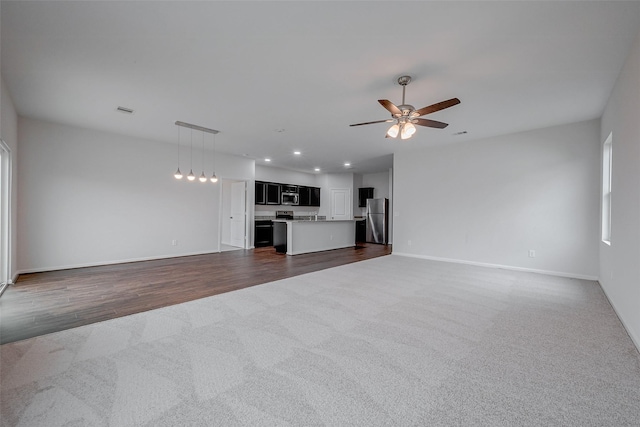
[174,121,220,183]
[210,132,218,183]
[199,131,207,182]
[174,126,183,179]
[187,128,195,181]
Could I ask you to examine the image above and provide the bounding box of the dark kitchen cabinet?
[255,181,319,206]
[310,187,320,207]
[297,186,321,207]
[266,183,281,204]
[254,220,273,247]
[299,186,310,206]
[255,181,266,205]
[355,219,366,243]
[358,187,374,207]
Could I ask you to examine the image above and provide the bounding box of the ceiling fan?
[350,75,460,140]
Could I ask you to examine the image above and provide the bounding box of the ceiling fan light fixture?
[401,122,416,139]
[387,123,399,138]
[350,75,460,140]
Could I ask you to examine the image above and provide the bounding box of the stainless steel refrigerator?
[366,198,388,244]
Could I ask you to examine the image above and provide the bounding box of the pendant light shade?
[187,170,195,181]
[199,172,207,182]
[210,132,218,183]
[387,123,399,138]
[174,168,183,179]
[401,122,416,140]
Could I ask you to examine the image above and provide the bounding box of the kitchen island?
[273,219,356,255]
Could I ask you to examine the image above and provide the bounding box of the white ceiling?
[2,1,639,174]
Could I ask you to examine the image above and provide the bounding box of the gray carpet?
[1,255,639,426]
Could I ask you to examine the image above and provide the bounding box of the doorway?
[0,139,12,296]
[220,179,247,251]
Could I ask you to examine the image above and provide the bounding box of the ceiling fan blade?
[349,119,394,127]
[378,100,402,116]
[414,118,449,129]
[415,98,460,117]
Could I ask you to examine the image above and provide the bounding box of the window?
[602,133,612,245]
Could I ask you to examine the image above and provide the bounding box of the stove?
[275,210,294,220]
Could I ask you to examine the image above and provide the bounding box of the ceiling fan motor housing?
[397,75,412,86]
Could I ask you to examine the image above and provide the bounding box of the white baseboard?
[15,250,222,276]
[392,252,599,281]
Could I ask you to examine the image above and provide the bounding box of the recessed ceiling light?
[293,151,301,155]
[265,158,271,162]
[116,106,134,114]
[314,168,320,172]
[344,162,351,167]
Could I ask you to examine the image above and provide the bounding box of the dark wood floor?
[0,244,391,344]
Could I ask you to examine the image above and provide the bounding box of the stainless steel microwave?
[281,192,299,205]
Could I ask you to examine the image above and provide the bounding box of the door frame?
[218,178,249,250]
[0,139,12,296]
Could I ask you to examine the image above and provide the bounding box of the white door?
[330,188,351,220]
[230,181,246,248]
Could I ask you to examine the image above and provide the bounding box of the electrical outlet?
[528,250,536,258]
[172,239,178,246]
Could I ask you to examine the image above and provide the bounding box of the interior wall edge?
[391,253,599,282]
[598,280,640,354]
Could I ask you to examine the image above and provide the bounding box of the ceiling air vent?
[116,106,135,114]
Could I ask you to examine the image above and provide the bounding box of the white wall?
[255,164,317,187]
[394,119,600,279]
[17,117,254,272]
[1,77,19,281]
[599,28,640,350]
[362,171,390,200]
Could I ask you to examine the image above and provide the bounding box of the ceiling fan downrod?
[398,75,411,106]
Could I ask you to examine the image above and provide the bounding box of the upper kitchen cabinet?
[358,187,374,207]
[299,186,321,207]
[310,187,320,207]
[256,181,281,205]
[299,186,310,206]
[266,183,281,204]
[255,181,266,205]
